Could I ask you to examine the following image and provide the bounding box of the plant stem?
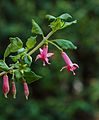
[0,66,14,77]
[28,31,54,55]
[48,41,63,52]
[0,71,6,77]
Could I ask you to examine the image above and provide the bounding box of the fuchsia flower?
[61,52,79,75]
[23,81,29,100]
[3,74,9,98]
[36,45,54,66]
[11,81,16,99]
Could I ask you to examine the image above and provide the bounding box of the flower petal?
[45,58,50,64]
[47,53,54,57]
[61,52,73,65]
[39,48,43,54]
[35,54,42,61]
[73,63,79,68]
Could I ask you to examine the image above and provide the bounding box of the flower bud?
[3,74,9,98]
[11,81,16,99]
[23,81,29,100]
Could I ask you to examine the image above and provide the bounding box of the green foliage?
[4,37,23,58]
[46,14,56,20]
[14,69,22,80]
[46,13,77,32]
[0,60,10,71]
[50,18,65,31]
[62,20,77,29]
[53,39,77,50]
[58,13,72,20]
[23,55,32,66]
[26,36,36,49]
[31,19,43,35]
[24,71,42,84]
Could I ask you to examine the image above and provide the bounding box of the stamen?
[72,71,76,75]
[60,66,66,72]
[43,62,46,66]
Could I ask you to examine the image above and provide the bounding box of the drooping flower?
[35,45,54,66]
[11,81,16,99]
[23,81,29,100]
[61,51,79,75]
[3,74,9,98]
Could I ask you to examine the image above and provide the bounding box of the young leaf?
[46,14,56,20]
[18,48,25,53]
[0,60,10,71]
[14,69,22,80]
[23,67,31,72]
[9,37,23,52]
[62,20,77,29]
[24,71,42,84]
[4,37,23,58]
[58,13,72,20]
[53,39,77,50]
[50,18,64,31]
[23,55,32,66]
[4,44,12,58]
[31,19,43,35]
[26,36,36,49]
[10,49,26,62]
[10,54,21,62]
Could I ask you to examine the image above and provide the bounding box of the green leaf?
[9,37,23,52]
[23,55,32,66]
[0,60,10,71]
[50,18,64,31]
[10,49,26,62]
[26,36,36,49]
[46,14,56,20]
[31,19,43,35]
[18,48,25,53]
[24,71,42,84]
[14,69,22,80]
[62,20,77,29]
[58,13,72,20]
[53,39,77,50]
[4,44,12,58]
[4,37,23,58]
[10,54,21,62]
[23,67,31,72]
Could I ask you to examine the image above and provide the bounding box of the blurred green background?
[0,0,99,120]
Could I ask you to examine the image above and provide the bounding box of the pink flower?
[23,81,29,100]
[11,81,16,99]
[61,52,79,75]
[36,45,54,66]
[3,74,9,98]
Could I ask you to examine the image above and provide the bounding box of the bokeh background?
[0,0,99,120]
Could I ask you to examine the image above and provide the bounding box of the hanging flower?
[23,81,29,100]
[35,45,54,66]
[11,81,16,99]
[61,51,79,75]
[2,74,9,98]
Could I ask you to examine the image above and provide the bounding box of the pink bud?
[23,81,29,100]
[3,74,9,98]
[12,81,16,99]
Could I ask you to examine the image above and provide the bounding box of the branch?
[28,31,54,55]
